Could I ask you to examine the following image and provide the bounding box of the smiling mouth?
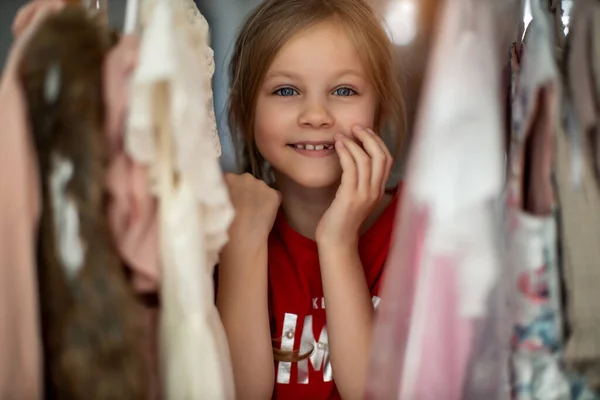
[289,143,334,150]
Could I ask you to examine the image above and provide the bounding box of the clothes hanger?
[124,0,140,34]
[82,0,108,12]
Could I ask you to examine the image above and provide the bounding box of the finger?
[337,133,371,194]
[366,128,394,193]
[352,126,387,197]
[366,128,393,163]
[334,137,358,194]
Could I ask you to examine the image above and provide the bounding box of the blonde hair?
[228,0,405,362]
[228,0,407,181]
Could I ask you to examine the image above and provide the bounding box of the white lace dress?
[126,0,235,398]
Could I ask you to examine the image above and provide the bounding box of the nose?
[298,96,334,129]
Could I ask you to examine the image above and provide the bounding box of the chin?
[285,169,341,189]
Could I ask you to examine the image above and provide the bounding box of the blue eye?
[274,87,298,96]
[333,87,357,96]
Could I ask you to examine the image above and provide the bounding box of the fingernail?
[367,128,376,135]
[352,124,364,132]
[334,133,345,140]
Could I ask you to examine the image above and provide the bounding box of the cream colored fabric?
[126,0,235,398]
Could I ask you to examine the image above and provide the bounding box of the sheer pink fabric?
[104,36,160,294]
[103,36,162,400]
[366,0,508,398]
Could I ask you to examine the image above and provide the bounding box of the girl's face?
[254,20,378,189]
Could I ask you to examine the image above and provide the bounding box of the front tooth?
[305,144,315,150]
[315,144,325,150]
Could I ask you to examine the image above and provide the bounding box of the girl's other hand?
[224,173,282,243]
[315,124,393,247]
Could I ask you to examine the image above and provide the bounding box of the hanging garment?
[19,7,147,399]
[548,0,566,52]
[506,1,599,398]
[366,0,507,399]
[126,0,235,398]
[593,4,600,174]
[105,35,160,296]
[555,0,600,390]
[103,35,162,400]
[593,6,600,107]
[566,0,596,182]
[492,0,525,68]
[504,42,526,159]
[0,6,56,397]
[556,105,600,392]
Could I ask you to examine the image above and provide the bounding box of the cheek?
[334,96,378,133]
[253,99,287,159]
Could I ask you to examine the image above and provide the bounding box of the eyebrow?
[264,69,366,81]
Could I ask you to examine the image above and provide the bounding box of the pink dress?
[366,0,509,398]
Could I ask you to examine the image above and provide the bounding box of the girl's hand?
[224,173,282,243]
[315,125,393,247]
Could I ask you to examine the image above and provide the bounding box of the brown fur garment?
[18,7,147,400]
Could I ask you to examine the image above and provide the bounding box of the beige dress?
[126,0,235,398]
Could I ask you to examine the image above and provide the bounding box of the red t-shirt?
[268,189,400,400]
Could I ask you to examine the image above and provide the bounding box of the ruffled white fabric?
[126,0,235,398]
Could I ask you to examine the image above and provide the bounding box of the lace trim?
[177,0,220,157]
[128,0,231,252]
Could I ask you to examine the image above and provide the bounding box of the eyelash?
[272,86,358,97]
[273,87,298,97]
[332,87,357,96]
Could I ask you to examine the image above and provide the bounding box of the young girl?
[10,0,404,398]
[218,0,406,399]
